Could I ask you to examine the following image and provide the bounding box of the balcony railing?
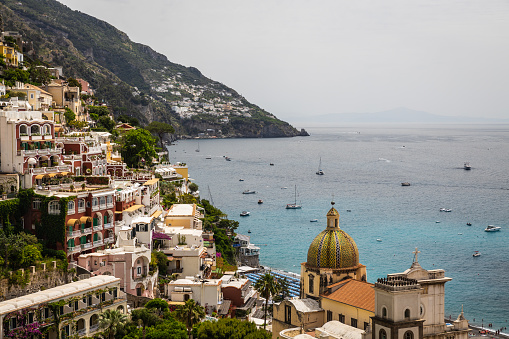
[104,223,113,229]
[104,236,115,244]
[81,228,92,235]
[68,246,81,254]
[93,225,103,232]
[89,324,100,333]
[93,240,104,248]
[81,243,92,250]
[67,230,81,238]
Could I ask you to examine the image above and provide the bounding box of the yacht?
[258,199,263,204]
[439,208,452,212]
[242,190,256,194]
[473,251,481,257]
[316,157,324,175]
[485,225,501,232]
[310,219,318,222]
[240,211,250,216]
[464,162,471,170]
[401,182,411,186]
[286,185,302,209]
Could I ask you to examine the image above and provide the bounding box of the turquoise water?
[167,124,509,329]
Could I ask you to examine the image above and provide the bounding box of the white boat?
[310,219,318,222]
[242,190,256,194]
[316,157,324,175]
[240,211,250,216]
[286,185,302,209]
[473,251,481,257]
[464,162,471,170]
[439,208,452,212]
[485,225,501,232]
[195,141,200,152]
[376,239,382,242]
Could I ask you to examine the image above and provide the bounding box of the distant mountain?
[0,0,306,138]
[305,107,509,124]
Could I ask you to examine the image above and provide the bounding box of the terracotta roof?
[321,279,375,312]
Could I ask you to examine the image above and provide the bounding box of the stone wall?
[0,261,73,301]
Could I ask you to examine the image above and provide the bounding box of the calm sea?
[167,124,509,329]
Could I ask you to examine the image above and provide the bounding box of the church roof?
[321,279,375,312]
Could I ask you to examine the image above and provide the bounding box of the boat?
[484,225,501,232]
[242,190,256,194]
[310,219,318,222]
[464,162,471,170]
[258,199,263,204]
[436,221,440,223]
[247,230,251,233]
[401,182,411,186]
[240,211,250,216]
[286,185,302,209]
[316,157,324,175]
[466,222,472,226]
[206,157,212,159]
[473,251,481,257]
[239,179,244,181]
[195,141,200,152]
[439,208,452,212]
[270,163,274,166]
[346,209,351,212]
[225,157,231,161]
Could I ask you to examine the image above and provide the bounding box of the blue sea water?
[167,124,509,329]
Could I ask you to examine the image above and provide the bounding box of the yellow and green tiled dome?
[306,205,359,269]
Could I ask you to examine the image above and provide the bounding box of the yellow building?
[0,42,18,67]
[164,203,203,229]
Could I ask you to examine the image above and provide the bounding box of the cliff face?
[0,0,306,138]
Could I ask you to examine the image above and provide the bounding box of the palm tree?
[173,299,205,338]
[254,272,280,329]
[98,309,127,339]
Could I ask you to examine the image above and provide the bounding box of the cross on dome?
[413,247,420,263]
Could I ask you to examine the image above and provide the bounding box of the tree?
[146,121,175,151]
[120,129,157,168]
[188,183,199,194]
[63,107,75,123]
[131,308,161,339]
[254,273,280,329]
[195,318,271,339]
[98,309,127,339]
[145,298,169,316]
[88,105,110,117]
[67,77,82,92]
[173,299,205,337]
[151,251,168,275]
[97,115,116,132]
[273,277,290,303]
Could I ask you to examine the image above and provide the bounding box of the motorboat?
[206,157,212,159]
[316,157,324,175]
[242,190,256,194]
[225,157,231,161]
[473,251,481,257]
[485,225,501,232]
[466,222,472,226]
[310,219,318,222]
[247,230,251,233]
[439,208,452,212]
[240,211,250,216]
[258,199,263,204]
[376,239,382,242]
[270,163,274,166]
[436,221,440,223]
[286,185,302,209]
[239,179,244,181]
[401,182,411,186]
[464,162,471,170]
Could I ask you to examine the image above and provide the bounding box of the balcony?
[67,230,81,238]
[93,240,104,248]
[81,243,93,250]
[68,246,81,254]
[89,324,100,334]
[104,223,113,230]
[81,228,92,235]
[93,225,103,232]
[104,236,115,244]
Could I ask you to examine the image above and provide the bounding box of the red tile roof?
[321,279,375,312]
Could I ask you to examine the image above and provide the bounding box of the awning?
[124,204,144,213]
[60,172,70,176]
[167,301,185,306]
[143,178,159,186]
[47,173,57,178]
[34,174,44,180]
[67,219,79,227]
[151,210,162,219]
[80,216,92,223]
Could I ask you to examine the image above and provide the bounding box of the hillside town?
[0,24,483,339]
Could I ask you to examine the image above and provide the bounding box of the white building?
[165,277,223,314]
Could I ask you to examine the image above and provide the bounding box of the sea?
[167,124,509,330]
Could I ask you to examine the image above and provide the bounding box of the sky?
[57,0,509,122]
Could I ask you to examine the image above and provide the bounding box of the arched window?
[67,201,75,214]
[49,201,60,215]
[100,196,106,207]
[31,125,40,135]
[379,329,387,339]
[308,274,314,294]
[19,125,27,135]
[382,307,387,319]
[404,309,411,319]
[404,331,414,339]
[78,199,85,211]
[107,195,113,205]
[43,124,51,135]
[92,197,98,208]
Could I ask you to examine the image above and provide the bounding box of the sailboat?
[316,157,324,175]
[286,185,302,209]
[195,141,200,152]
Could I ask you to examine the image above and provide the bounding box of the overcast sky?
[58,0,509,122]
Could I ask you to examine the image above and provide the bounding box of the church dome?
[306,205,359,269]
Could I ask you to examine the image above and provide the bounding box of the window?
[19,125,27,135]
[92,198,98,208]
[351,318,358,328]
[28,312,34,324]
[420,305,424,317]
[382,306,387,319]
[33,199,41,210]
[44,307,50,319]
[308,275,314,294]
[327,310,333,322]
[404,309,411,319]
[86,201,91,208]
[364,322,370,331]
[285,305,292,324]
[379,329,387,339]
[404,331,414,339]
[78,199,85,211]
[100,196,106,206]
[137,267,142,274]
[49,201,60,215]
[75,301,79,311]
[113,289,118,298]
[107,195,113,205]
[339,314,345,323]
[101,292,106,302]
[67,201,75,214]
[88,295,92,306]
[31,124,40,134]
[10,318,16,330]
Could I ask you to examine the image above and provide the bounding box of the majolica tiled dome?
[306,205,359,269]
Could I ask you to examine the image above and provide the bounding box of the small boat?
[225,157,231,161]
[240,211,250,216]
[310,219,318,222]
[270,163,274,166]
[439,208,452,212]
[286,185,302,209]
[466,222,472,226]
[436,221,440,223]
[281,187,288,189]
[485,225,501,232]
[316,157,324,175]
[258,199,263,204]
[401,182,411,186]
[464,162,471,170]
[206,157,212,159]
[346,209,351,212]
[376,239,382,242]
[239,179,244,181]
[247,230,251,233]
[473,251,481,257]
[195,141,200,152]
[242,190,256,194]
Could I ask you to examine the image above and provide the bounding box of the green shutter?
[93,233,98,242]
[81,236,86,244]
[104,215,107,224]
[93,218,98,226]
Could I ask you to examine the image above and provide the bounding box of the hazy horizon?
[57,0,509,124]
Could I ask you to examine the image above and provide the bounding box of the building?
[233,234,260,267]
[164,277,223,314]
[45,81,83,121]
[273,299,324,338]
[164,203,203,229]
[0,275,127,339]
